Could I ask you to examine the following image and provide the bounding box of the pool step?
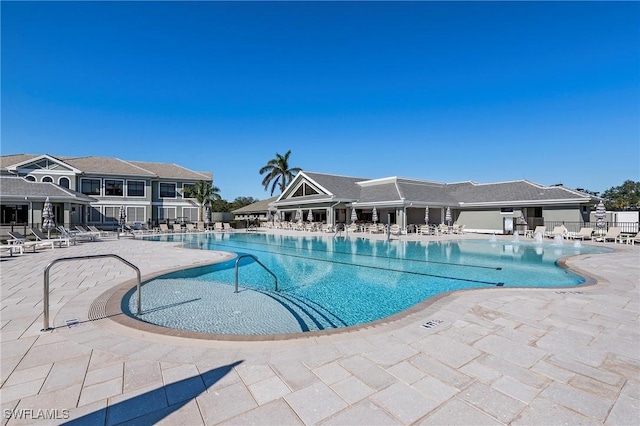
[255,289,345,332]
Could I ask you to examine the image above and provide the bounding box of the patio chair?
[389,224,402,236]
[453,224,466,234]
[439,223,450,234]
[223,223,234,232]
[214,222,224,232]
[159,223,171,233]
[568,227,593,241]
[368,224,380,234]
[8,231,55,251]
[173,223,184,233]
[31,228,75,246]
[622,231,640,245]
[1,243,23,256]
[595,227,621,243]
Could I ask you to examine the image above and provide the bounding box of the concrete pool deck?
[1,231,638,425]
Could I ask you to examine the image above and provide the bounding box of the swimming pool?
[123,233,607,336]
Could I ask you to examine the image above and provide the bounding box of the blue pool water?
[124,233,608,335]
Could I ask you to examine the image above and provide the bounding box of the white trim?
[41,175,54,183]
[58,176,71,188]
[104,178,125,197]
[5,154,83,174]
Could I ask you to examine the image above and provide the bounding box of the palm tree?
[183,180,222,221]
[259,150,302,196]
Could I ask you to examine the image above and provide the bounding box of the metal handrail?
[234,254,278,293]
[42,254,141,331]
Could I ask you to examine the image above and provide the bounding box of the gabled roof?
[0,176,96,203]
[355,177,459,206]
[274,171,370,206]
[232,196,278,214]
[3,154,83,174]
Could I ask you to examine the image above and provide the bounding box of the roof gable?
[5,154,81,174]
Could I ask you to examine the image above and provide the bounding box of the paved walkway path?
[1,233,638,425]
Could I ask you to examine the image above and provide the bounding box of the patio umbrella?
[266,209,272,222]
[307,209,313,222]
[351,208,358,223]
[595,200,606,231]
[295,208,302,223]
[424,206,429,225]
[372,207,378,223]
[445,207,452,226]
[42,197,56,238]
[119,205,126,232]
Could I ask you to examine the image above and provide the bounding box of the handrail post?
[42,254,141,332]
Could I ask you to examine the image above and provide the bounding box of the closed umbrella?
[351,208,358,223]
[204,205,211,225]
[445,207,452,226]
[119,205,126,232]
[266,209,272,223]
[307,209,313,222]
[295,208,302,223]
[372,207,378,223]
[42,197,56,238]
[424,206,429,225]
[595,200,606,232]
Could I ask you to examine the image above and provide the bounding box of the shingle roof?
[448,180,594,204]
[1,154,212,181]
[0,176,96,202]
[128,161,212,180]
[301,172,370,199]
[232,196,278,214]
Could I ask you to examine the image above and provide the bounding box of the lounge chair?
[620,231,640,245]
[223,223,234,232]
[452,224,466,234]
[1,243,23,256]
[214,222,224,232]
[568,227,593,241]
[596,227,621,243]
[532,226,547,238]
[418,225,431,235]
[88,225,113,237]
[439,224,450,234]
[8,231,55,251]
[368,224,380,234]
[545,225,567,239]
[159,223,171,233]
[389,224,402,236]
[76,225,103,239]
[31,228,75,246]
[173,223,184,233]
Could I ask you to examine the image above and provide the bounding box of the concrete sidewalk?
[1,234,638,425]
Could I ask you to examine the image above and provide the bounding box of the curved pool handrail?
[42,254,141,331]
[235,254,278,293]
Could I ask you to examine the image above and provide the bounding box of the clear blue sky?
[2,1,638,200]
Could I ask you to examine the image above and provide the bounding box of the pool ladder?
[234,254,278,293]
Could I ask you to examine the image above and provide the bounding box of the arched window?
[42,176,53,183]
[25,175,36,182]
[59,177,70,188]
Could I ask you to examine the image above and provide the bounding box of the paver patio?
[1,231,638,425]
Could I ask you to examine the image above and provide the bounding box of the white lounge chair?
[8,231,55,251]
[545,225,567,239]
[389,224,402,236]
[596,227,621,243]
[568,227,593,240]
[532,226,546,238]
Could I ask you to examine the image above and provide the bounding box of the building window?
[25,175,36,182]
[160,183,176,198]
[105,179,124,196]
[292,183,319,198]
[500,207,514,214]
[59,177,70,188]
[183,183,195,198]
[158,207,176,220]
[127,180,145,197]
[81,179,101,196]
[42,176,53,183]
[126,206,146,223]
[103,206,119,223]
[1,204,28,224]
[182,207,198,222]
[87,206,101,222]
